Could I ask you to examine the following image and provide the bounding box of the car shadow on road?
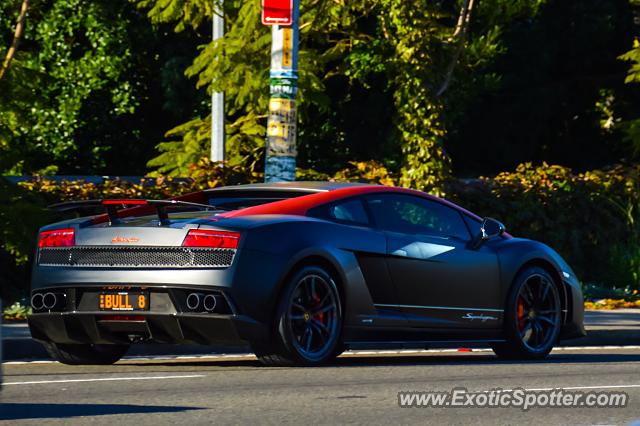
[330,352,640,368]
[128,352,640,369]
[0,403,203,420]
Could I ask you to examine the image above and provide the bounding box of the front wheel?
[491,266,562,360]
[43,342,129,365]
[253,266,343,366]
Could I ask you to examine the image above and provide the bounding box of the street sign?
[264,0,299,183]
[261,0,293,26]
[282,27,293,66]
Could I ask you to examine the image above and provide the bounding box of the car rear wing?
[48,199,216,225]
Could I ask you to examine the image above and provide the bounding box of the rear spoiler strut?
[48,199,216,225]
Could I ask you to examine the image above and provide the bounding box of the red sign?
[261,0,293,26]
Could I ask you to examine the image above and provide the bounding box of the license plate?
[99,291,149,311]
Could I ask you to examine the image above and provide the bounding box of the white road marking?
[3,345,640,365]
[526,384,640,391]
[3,374,206,386]
[484,384,640,392]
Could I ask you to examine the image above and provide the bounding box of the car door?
[307,197,407,328]
[363,193,502,329]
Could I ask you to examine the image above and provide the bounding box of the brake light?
[182,229,240,249]
[38,228,75,248]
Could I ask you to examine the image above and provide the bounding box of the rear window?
[207,190,310,211]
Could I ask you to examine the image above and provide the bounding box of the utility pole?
[262,0,298,182]
[211,0,225,162]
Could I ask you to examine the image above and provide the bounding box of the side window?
[308,198,371,226]
[364,194,470,240]
[462,214,482,238]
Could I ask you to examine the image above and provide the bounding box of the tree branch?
[437,0,476,97]
[0,0,29,81]
[450,0,470,42]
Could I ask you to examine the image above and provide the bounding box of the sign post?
[211,0,225,162]
[262,0,298,182]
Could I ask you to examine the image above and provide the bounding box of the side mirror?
[471,217,506,249]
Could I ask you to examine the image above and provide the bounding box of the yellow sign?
[282,27,292,68]
[269,98,294,113]
[267,97,297,156]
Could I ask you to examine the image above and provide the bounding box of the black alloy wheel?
[491,266,562,359]
[253,266,343,366]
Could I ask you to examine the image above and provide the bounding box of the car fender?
[489,237,582,329]
[229,218,383,331]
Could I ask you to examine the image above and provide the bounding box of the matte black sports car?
[29,182,585,366]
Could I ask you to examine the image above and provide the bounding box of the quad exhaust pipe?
[43,292,57,310]
[31,293,44,310]
[31,292,66,311]
[186,293,203,311]
[203,294,217,312]
[186,292,218,313]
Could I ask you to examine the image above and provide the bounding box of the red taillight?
[38,228,75,248]
[182,229,240,249]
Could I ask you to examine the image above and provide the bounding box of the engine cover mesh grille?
[38,246,235,268]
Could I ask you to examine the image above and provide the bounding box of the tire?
[491,266,562,360]
[43,342,129,365]
[253,266,343,366]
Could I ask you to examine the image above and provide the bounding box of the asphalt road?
[6,309,640,361]
[1,347,640,425]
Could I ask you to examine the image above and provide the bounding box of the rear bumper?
[28,312,268,346]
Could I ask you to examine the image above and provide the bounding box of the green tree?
[139,0,527,194]
[0,0,208,175]
[619,31,640,157]
[452,0,637,175]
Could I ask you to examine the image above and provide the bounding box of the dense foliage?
[131,0,640,186]
[2,0,638,180]
[1,161,638,300]
[450,163,640,287]
[0,0,208,175]
[2,0,640,301]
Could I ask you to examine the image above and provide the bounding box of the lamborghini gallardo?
[29,182,585,366]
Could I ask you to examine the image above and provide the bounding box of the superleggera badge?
[462,313,498,322]
[111,236,140,243]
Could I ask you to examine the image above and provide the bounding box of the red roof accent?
[216,185,484,222]
[90,183,500,236]
[216,185,380,218]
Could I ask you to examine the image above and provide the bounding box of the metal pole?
[211,0,225,162]
[264,0,299,182]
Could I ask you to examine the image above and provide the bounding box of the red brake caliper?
[314,294,324,323]
[517,297,526,331]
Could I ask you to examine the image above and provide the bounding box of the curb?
[563,328,640,347]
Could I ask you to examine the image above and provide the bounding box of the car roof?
[204,181,371,194]
[217,184,483,224]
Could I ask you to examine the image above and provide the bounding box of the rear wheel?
[253,266,343,366]
[43,342,129,365]
[491,266,561,360]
